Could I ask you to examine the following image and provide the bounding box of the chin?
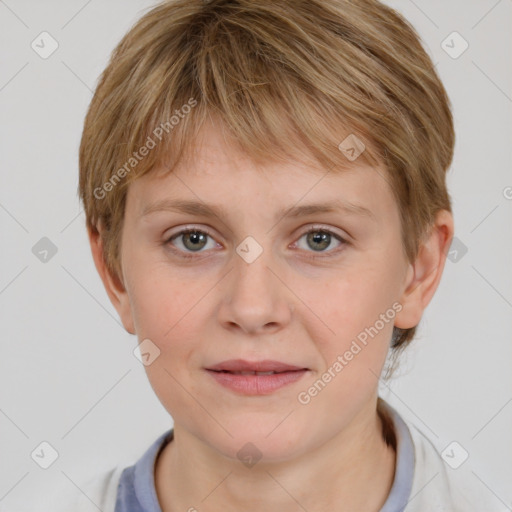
[199,418,310,466]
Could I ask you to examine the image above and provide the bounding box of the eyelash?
[164,225,349,261]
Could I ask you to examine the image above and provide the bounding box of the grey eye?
[306,231,332,251]
[169,229,216,253]
[297,229,343,253]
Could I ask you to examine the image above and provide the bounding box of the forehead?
[127,120,397,222]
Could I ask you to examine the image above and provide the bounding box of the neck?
[155,400,396,512]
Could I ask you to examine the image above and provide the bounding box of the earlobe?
[394,210,454,330]
[88,225,136,335]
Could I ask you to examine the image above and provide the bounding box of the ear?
[88,224,136,335]
[394,210,454,330]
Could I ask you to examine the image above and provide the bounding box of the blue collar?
[114,400,414,512]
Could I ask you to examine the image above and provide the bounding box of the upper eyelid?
[295,225,347,240]
[166,224,347,248]
[167,226,218,242]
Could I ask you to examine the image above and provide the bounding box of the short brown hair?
[79,0,454,354]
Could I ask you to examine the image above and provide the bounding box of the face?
[114,122,414,461]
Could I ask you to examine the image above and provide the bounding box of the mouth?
[204,359,309,395]
[206,359,308,373]
[209,370,300,375]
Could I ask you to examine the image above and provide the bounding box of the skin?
[89,119,454,512]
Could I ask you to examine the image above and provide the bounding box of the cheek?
[294,263,401,401]
[295,272,397,422]
[126,266,205,409]
[305,267,398,342]
[125,258,205,339]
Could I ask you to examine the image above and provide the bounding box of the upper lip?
[206,359,308,373]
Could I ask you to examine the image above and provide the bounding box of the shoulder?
[404,421,507,512]
[69,465,125,512]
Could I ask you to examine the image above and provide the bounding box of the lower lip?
[205,369,308,395]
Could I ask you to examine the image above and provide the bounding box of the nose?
[217,247,294,336]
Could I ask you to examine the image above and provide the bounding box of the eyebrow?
[140,198,375,222]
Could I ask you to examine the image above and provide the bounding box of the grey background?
[1,0,511,509]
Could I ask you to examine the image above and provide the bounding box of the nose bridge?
[219,236,291,334]
[234,241,274,298]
